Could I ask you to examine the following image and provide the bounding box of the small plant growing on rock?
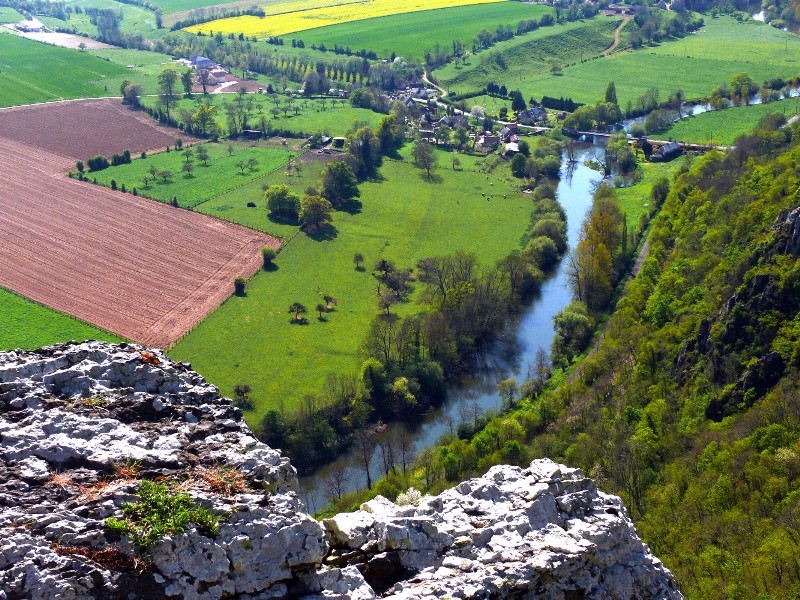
[104,480,221,549]
[395,487,423,506]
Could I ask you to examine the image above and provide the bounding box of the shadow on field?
[268,214,300,226]
[338,199,362,215]
[420,172,443,184]
[306,223,338,241]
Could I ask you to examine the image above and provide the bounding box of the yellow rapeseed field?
[185,0,504,38]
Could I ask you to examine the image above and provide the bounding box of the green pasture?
[91,141,294,208]
[145,95,383,137]
[40,0,159,37]
[169,146,535,418]
[88,48,190,96]
[293,2,552,61]
[0,7,25,22]
[659,97,800,145]
[0,34,128,107]
[615,159,681,227]
[195,151,334,236]
[438,17,800,107]
[0,287,123,351]
[434,17,619,95]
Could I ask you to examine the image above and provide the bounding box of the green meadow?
[438,17,800,107]
[434,16,619,96]
[0,288,123,351]
[169,146,535,417]
[0,33,128,107]
[659,96,800,145]
[147,95,384,137]
[0,7,24,22]
[91,141,294,208]
[615,159,682,227]
[293,2,552,61]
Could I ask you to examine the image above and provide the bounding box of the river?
[298,146,604,513]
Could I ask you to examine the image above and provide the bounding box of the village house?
[517,107,548,125]
[652,141,682,162]
[190,55,215,70]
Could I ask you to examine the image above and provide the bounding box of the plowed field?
[0,98,195,161]
[0,100,278,347]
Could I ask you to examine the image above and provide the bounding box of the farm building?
[190,55,214,70]
[652,141,682,162]
[211,70,227,84]
[16,18,43,32]
[517,107,548,125]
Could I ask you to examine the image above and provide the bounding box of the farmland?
[0,33,128,107]
[0,7,24,22]
[0,98,190,161]
[169,147,535,415]
[91,141,295,208]
[439,17,800,107]
[185,0,504,37]
[434,17,620,97]
[0,288,123,351]
[293,2,552,61]
[658,97,800,145]
[149,95,384,137]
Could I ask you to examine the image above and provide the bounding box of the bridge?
[561,128,729,151]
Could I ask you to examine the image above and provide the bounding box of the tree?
[320,161,360,207]
[511,91,526,112]
[121,82,142,108]
[236,160,247,173]
[353,253,365,270]
[181,70,193,96]
[197,69,213,95]
[182,148,193,163]
[247,157,259,171]
[196,145,210,166]
[265,184,301,221]
[605,81,618,105]
[289,302,307,322]
[730,72,757,105]
[159,170,173,183]
[511,152,527,178]
[376,113,404,154]
[182,162,194,177]
[497,377,519,409]
[157,70,179,119]
[412,141,437,180]
[234,276,246,296]
[232,383,252,409]
[192,100,217,135]
[345,125,381,178]
[452,156,461,170]
[300,195,333,230]
[227,144,235,156]
[453,126,470,151]
[261,246,276,268]
[316,303,327,319]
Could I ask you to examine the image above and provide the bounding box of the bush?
[104,480,222,550]
[234,277,246,296]
[261,246,277,268]
[87,155,110,172]
[110,179,117,191]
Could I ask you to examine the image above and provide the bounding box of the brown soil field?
[0,98,198,162]
[0,135,280,347]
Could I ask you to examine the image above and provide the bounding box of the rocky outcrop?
[0,342,681,599]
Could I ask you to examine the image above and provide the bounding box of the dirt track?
[0,100,279,347]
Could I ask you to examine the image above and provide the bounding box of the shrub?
[104,480,221,550]
[140,151,147,159]
[87,155,110,172]
[76,160,84,173]
[132,188,138,196]
[110,179,117,191]
[234,277,246,296]
[261,247,277,268]
[246,201,256,208]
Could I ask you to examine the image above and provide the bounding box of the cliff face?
[0,342,681,599]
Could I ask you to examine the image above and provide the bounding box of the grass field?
[144,95,384,137]
[438,17,800,107]
[169,146,534,417]
[195,151,335,235]
[434,17,620,97]
[0,287,123,351]
[0,7,24,22]
[0,33,129,107]
[186,0,504,37]
[40,0,159,38]
[294,2,551,60]
[91,141,294,208]
[615,159,682,227]
[658,97,800,145]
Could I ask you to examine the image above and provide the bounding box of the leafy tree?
[196,145,210,166]
[453,126,470,151]
[353,253,364,270]
[247,157,259,171]
[265,185,301,221]
[452,156,461,170]
[181,70,193,96]
[157,69,179,119]
[300,195,333,230]
[182,148,193,163]
[510,91,526,112]
[232,383,253,409]
[316,303,327,319]
[375,113,404,154]
[320,161,360,207]
[289,302,307,322]
[121,81,142,108]
[233,276,246,296]
[605,81,618,105]
[87,155,110,171]
[182,162,194,177]
[192,100,217,135]
[511,152,527,178]
[261,246,276,268]
[412,141,437,180]
[345,126,381,178]
[159,170,173,183]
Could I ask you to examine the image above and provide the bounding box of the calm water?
[298,147,603,513]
